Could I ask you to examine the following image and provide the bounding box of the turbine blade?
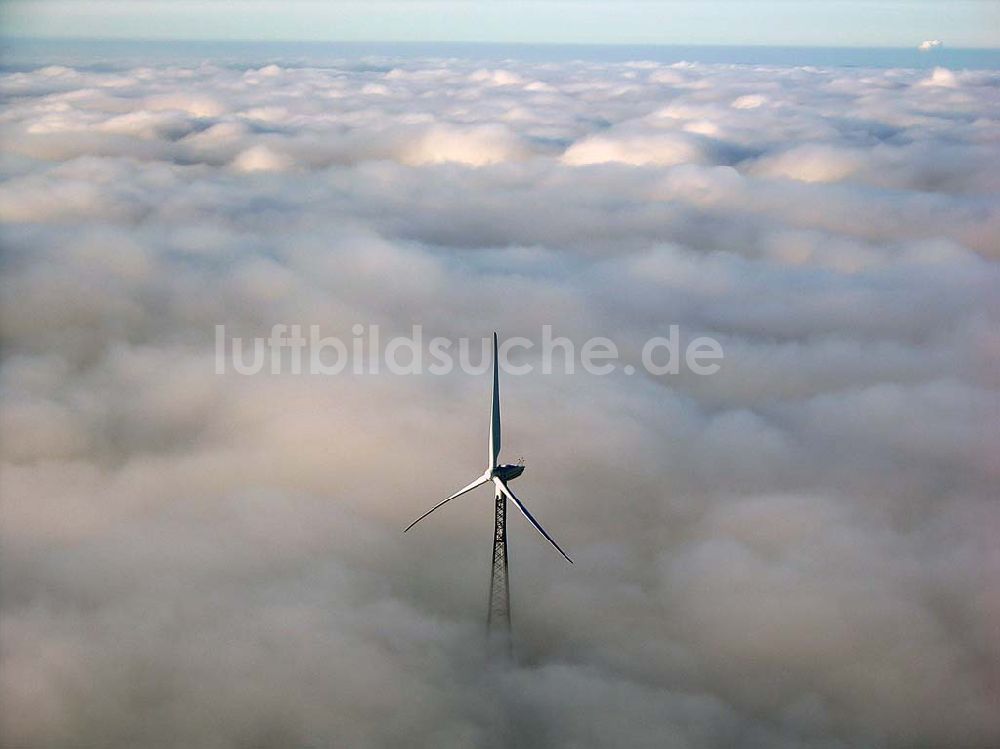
[489,332,501,470]
[493,478,573,564]
[403,475,489,533]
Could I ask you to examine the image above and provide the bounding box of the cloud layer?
[1,56,999,748]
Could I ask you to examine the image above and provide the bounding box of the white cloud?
[562,128,715,167]
[1,55,999,748]
[231,143,295,172]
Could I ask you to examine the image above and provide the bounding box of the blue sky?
[2,0,998,47]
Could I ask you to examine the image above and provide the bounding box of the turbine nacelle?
[493,464,524,482]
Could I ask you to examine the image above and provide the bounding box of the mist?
[1,56,999,748]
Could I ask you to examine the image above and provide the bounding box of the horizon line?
[3,36,999,52]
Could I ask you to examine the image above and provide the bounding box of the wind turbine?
[404,332,572,645]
